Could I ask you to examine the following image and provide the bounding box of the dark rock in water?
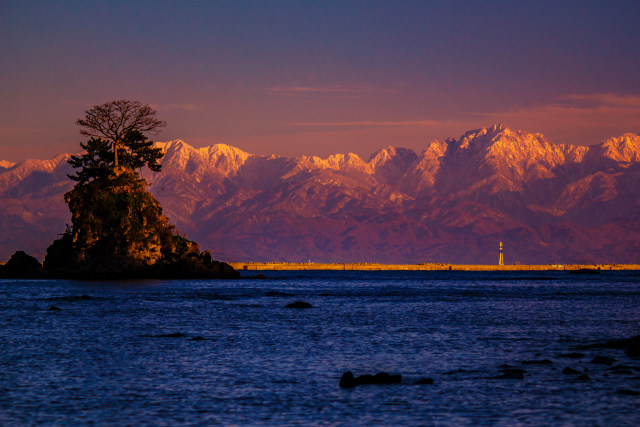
[495,368,525,379]
[616,389,640,396]
[414,378,434,385]
[43,232,73,271]
[521,359,553,365]
[190,336,205,341]
[1,251,44,278]
[577,374,591,381]
[498,363,517,369]
[285,301,313,309]
[591,356,616,365]
[557,352,585,359]
[48,305,61,311]
[357,372,402,385]
[625,335,640,357]
[578,337,631,350]
[563,367,581,375]
[339,371,402,387]
[339,371,358,388]
[140,333,187,338]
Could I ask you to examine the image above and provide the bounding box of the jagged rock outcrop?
[0,251,43,278]
[2,126,640,264]
[38,168,239,279]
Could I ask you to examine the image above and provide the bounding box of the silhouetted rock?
[285,301,313,308]
[578,337,631,350]
[495,368,525,379]
[625,335,640,357]
[190,336,205,341]
[0,251,43,278]
[591,356,616,365]
[414,378,434,385]
[357,372,402,385]
[339,371,358,388]
[48,305,61,311]
[140,332,187,338]
[43,232,73,271]
[616,389,640,396]
[557,352,585,359]
[562,367,580,375]
[339,371,402,387]
[577,374,591,381]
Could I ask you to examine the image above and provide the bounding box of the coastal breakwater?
[229,262,640,271]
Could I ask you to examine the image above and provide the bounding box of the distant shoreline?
[229,262,640,271]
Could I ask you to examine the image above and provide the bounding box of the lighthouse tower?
[499,242,504,266]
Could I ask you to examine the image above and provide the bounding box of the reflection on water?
[1,271,639,425]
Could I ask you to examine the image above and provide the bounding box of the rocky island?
[0,100,238,280]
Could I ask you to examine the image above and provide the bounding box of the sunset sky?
[1,0,639,162]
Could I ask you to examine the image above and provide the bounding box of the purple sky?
[1,0,639,162]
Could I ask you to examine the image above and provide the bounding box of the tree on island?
[76,99,165,168]
[36,100,239,279]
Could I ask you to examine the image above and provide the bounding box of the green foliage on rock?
[65,169,173,267]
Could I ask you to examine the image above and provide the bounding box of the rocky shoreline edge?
[0,250,240,280]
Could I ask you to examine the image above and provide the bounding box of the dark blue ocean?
[1,271,640,425]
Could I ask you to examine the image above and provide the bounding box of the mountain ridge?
[2,125,639,264]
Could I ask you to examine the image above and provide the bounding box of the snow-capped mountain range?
[2,124,640,264]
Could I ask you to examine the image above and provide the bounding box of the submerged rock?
[495,368,526,379]
[285,301,313,309]
[140,332,187,338]
[339,371,402,387]
[625,336,640,357]
[591,356,616,365]
[562,367,581,375]
[357,373,402,385]
[616,389,640,396]
[557,352,585,359]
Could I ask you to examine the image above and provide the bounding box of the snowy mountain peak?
[0,160,16,169]
[597,133,640,163]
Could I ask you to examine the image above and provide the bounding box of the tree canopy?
[76,99,165,168]
[68,131,163,184]
[70,100,165,182]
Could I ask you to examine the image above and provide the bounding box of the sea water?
[1,271,639,425]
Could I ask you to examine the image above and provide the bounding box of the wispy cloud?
[265,84,387,98]
[474,93,640,128]
[289,119,457,128]
[153,103,207,112]
[561,93,640,108]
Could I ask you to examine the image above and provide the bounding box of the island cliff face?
[2,125,640,264]
[31,168,238,279]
